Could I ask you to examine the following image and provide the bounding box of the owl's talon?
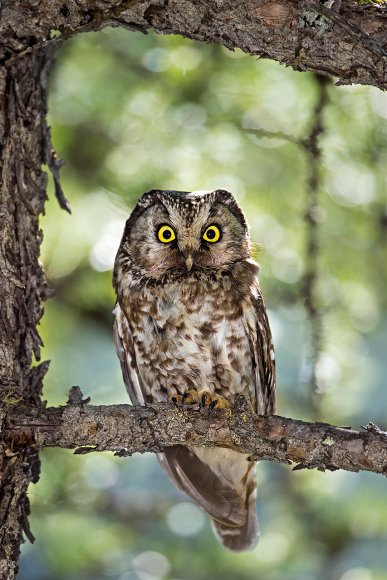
[208,399,218,415]
[199,390,212,409]
[198,390,231,417]
[170,395,183,410]
[182,389,200,406]
[171,389,231,416]
[171,389,201,411]
[182,392,192,404]
[212,396,232,417]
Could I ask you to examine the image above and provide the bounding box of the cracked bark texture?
[0,49,53,578]
[0,0,386,89]
[4,394,387,477]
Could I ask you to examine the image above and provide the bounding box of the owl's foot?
[199,390,232,417]
[170,389,231,417]
[170,389,201,410]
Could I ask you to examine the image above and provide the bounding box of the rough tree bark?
[0,49,54,577]
[4,390,387,477]
[0,0,386,89]
[0,1,386,577]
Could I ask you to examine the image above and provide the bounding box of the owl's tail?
[158,446,259,552]
[211,464,258,552]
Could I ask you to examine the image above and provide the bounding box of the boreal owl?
[113,189,276,552]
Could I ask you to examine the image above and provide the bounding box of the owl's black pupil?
[207,229,215,239]
[163,230,171,239]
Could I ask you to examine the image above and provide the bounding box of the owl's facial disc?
[120,190,251,281]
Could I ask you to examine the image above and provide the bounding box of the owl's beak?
[185,254,193,272]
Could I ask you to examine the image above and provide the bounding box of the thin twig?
[43,125,71,214]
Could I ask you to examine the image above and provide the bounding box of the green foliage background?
[20,28,387,580]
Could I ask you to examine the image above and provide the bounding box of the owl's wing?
[249,287,276,415]
[113,303,145,406]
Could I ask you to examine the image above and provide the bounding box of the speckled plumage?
[113,189,276,551]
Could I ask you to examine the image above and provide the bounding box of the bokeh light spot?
[166,502,205,536]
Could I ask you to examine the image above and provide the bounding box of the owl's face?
[115,189,250,281]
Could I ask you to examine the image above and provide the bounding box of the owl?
[113,189,276,551]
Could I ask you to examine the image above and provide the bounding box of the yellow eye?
[157,225,176,243]
[202,224,221,243]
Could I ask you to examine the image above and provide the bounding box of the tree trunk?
[0,49,53,578]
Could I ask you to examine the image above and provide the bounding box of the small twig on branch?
[43,124,71,214]
[3,392,387,477]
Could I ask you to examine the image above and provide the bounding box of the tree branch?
[302,74,329,416]
[4,391,387,477]
[1,0,386,89]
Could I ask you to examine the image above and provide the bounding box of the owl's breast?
[123,272,255,403]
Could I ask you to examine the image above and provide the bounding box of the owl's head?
[114,189,251,284]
